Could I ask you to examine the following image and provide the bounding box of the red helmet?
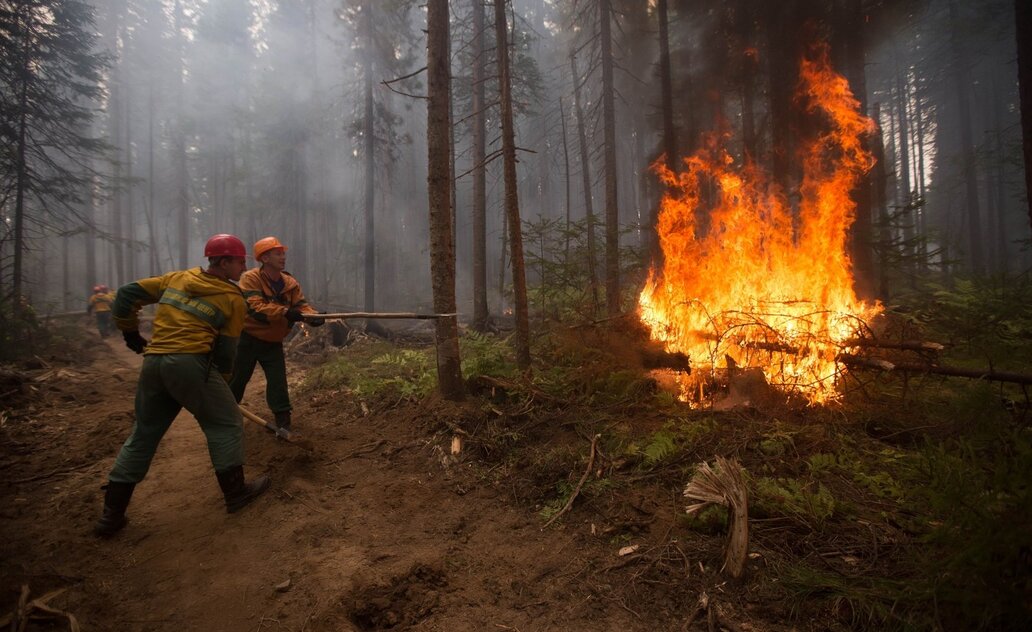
[204,234,247,258]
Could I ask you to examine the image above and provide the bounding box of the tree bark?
[427,0,464,400]
[892,50,914,268]
[949,0,984,275]
[871,103,892,299]
[844,0,875,298]
[471,0,489,330]
[599,0,621,317]
[655,0,676,267]
[146,79,159,274]
[363,1,376,311]
[12,11,30,306]
[494,0,531,369]
[1015,0,1032,237]
[174,0,189,268]
[560,96,572,266]
[570,52,600,314]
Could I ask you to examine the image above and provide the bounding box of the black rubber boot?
[273,411,292,432]
[94,481,136,538]
[216,466,270,514]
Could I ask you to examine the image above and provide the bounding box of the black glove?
[307,316,325,327]
[285,308,304,324]
[123,330,148,354]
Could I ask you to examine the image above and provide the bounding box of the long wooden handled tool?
[239,405,314,451]
[301,311,456,320]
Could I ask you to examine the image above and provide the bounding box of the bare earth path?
[1,336,669,631]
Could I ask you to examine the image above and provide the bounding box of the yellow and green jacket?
[112,268,246,377]
[239,267,317,343]
[88,292,114,313]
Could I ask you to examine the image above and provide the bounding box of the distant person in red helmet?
[229,236,323,434]
[94,234,270,538]
[87,284,115,337]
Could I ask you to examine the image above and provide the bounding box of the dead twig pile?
[0,585,80,631]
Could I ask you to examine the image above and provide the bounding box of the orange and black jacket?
[238,267,317,343]
[112,268,246,378]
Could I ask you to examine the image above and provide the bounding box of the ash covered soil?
[0,326,802,632]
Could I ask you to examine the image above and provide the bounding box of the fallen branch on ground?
[841,355,1032,385]
[542,434,601,529]
[0,586,80,632]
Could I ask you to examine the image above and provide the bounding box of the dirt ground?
[1,327,802,632]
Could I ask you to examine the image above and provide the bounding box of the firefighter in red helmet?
[94,234,270,537]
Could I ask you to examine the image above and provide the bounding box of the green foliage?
[752,476,838,530]
[901,277,1032,362]
[681,503,729,535]
[459,331,516,379]
[304,341,435,400]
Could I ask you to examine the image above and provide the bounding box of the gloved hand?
[123,330,148,354]
[285,308,304,324]
[307,314,325,327]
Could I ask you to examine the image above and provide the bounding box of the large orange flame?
[638,47,882,405]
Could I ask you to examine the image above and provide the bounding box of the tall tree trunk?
[146,79,159,275]
[992,78,1009,274]
[471,0,489,329]
[655,0,676,267]
[124,70,135,281]
[872,103,892,299]
[599,0,621,317]
[12,20,30,306]
[1015,0,1032,237]
[109,26,125,287]
[560,96,572,266]
[363,1,376,311]
[427,0,464,399]
[570,52,600,314]
[494,0,531,369]
[949,0,984,275]
[738,0,756,159]
[844,0,875,297]
[174,0,189,268]
[893,51,914,268]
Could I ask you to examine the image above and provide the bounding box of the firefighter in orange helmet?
[229,236,323,433]
[87,284,115,337]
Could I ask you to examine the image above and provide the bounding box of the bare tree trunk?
[427,0,464,399]
[656,0,676,267]
[872,103,892,299]
[12,20,30,306]
[893,50,914,269]
[1015,0,1032,237]
[599,0,621,317]
[570,52,600,314]
[363,1,376,311]
[146,79,159,275]
[174,0,189,268]
[737,0,756,159]
[949,0,984,275]
[125,70,136,281]
[560,96,572,266]
[472,0,489,329]
[844,0,874,297]
[495,0,531,369]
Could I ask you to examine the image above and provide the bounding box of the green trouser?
[228,332,291,414]
[108,354,244,484]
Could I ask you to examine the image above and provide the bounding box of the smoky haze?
[7,0,1029,316]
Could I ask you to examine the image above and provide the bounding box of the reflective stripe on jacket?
[112,268,246,376]
[239,267,316,343]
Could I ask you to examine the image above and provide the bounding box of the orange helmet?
[254,236,287,261]
[204,234,247,258]
[93,284,106,293]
